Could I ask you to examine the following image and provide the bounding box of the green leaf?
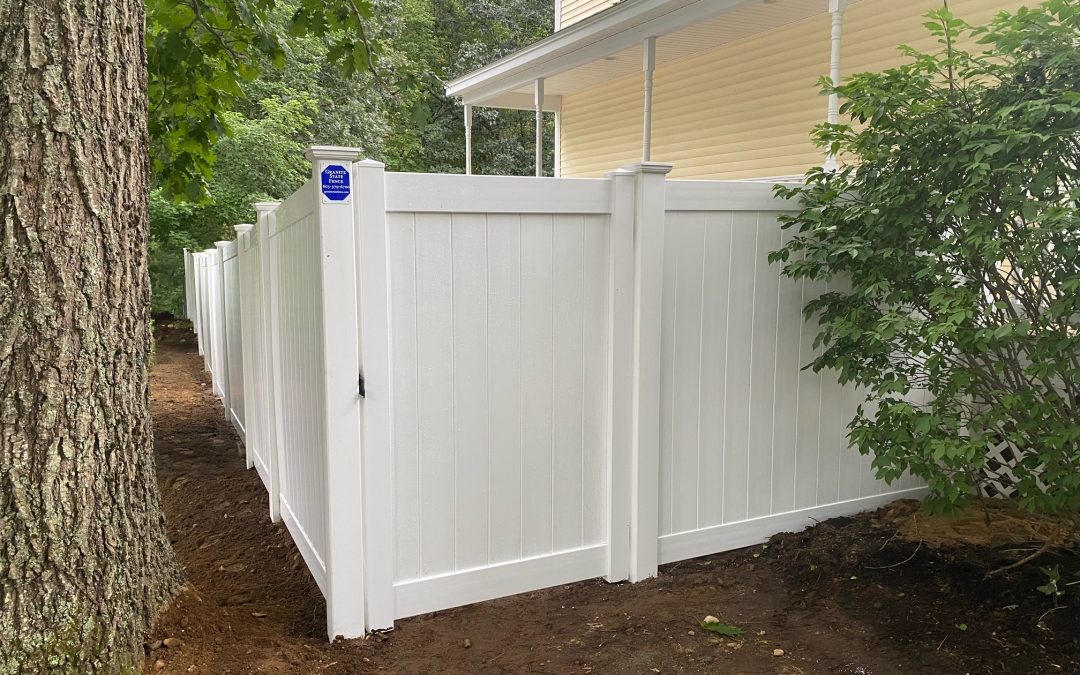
[700,620,744,637]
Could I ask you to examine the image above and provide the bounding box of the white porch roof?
[446,0,837,110]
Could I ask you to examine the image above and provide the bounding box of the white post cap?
[621,161,674,175]
[304,145,364,162]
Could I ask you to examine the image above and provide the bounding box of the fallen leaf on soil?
[699,620,744,637]
[252,611,267,618]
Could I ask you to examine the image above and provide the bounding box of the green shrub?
[772,1,1080,513]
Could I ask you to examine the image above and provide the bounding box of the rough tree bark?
[0,0,184,671]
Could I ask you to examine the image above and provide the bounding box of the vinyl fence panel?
[263,179,329,595]
[222,241,246,441]
[235,218,273,499]
[654,180,921,565]
[378,173,617,620]
[186,149,928,643]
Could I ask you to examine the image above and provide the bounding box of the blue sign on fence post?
[320,164,351,202]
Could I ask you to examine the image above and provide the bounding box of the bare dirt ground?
[144,320,1079,674]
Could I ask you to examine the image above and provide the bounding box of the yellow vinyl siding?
[561,0,620,28]
[560,0,1023,179]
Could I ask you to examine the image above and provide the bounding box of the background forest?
[150,0,554,313]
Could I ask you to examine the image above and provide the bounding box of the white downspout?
[535,78,545,177]
[555,0,562,31]
[464,104,473,175]
[642,36,656,162]
[824,0,847,171]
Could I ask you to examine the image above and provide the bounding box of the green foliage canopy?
[772,1,1080,513]
[149,93,316,313]
[146,0,376,199]
[147,0,554,313]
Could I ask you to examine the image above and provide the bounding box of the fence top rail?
[384,172,612,215]
[665,179,801,213]
[221,240,239,261]
[270,178,316,238]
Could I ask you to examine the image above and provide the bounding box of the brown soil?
[145,320,1080,674]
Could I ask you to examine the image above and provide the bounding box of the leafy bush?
[772,1,1080,513]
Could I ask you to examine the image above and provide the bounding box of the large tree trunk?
[0,0,183,671]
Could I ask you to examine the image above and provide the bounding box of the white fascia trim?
[446,0,759,105]
[483,91,563,112]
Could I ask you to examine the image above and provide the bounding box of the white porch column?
[535,78,545,176]
[464,104,473,175]
[642,36,657,162]
[554,107,562,177]
[825,0,848,171]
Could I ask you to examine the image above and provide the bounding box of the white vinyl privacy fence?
[183,146,924,641]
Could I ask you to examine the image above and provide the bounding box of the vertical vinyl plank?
[697,212,732,528]
[415,213,456,576]
[552,215,586,551]
[520,214,555,557]
[747,215,781,519]
[389,213,420,581]
[487,215,524,563]
[453,214,490,570]
[722,212,757,524]
[670,213,706,534]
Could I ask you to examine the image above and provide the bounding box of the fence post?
[605,168,635,583]
[202,250,211,360]
[253,202,282,523]
[305,145,367,640]
[214,241,232,412]
[204,248,217,374]
[625,161,672,582]
[352,159,395,630]
[202,250,215,370]
[183,248,193,321]
[195,253,203,358]
[193,252,204,351]
[234,223,255,470]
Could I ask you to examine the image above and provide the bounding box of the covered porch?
[446,0,850,179]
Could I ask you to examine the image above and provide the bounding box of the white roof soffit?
[446,0,806,108]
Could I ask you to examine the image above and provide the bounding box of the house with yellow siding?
[447,0,1024,180]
